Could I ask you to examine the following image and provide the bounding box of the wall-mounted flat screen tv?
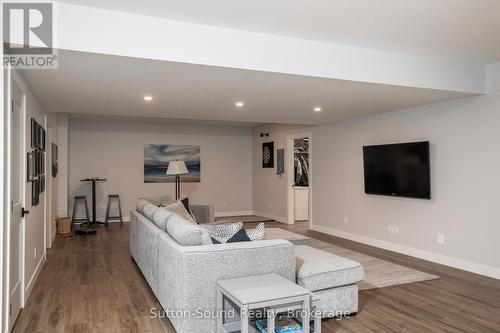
[363,141,431,199]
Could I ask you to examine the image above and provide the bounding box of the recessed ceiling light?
[235,101,244,108]
[144,96,153,101]
[313,107,322,112]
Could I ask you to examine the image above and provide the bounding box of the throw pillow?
[245,223,266,241]
[136,198,151,214]
[164,201,196,223]
[225,229,251,243]
[143,203,158,221]
[152,207,175,231]
[179,197,197,223]
[201,222,243,243]
[166,213,212,246]
[150,195,173,207]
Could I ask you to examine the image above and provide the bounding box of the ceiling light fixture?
[313,107,322,112]
[235,101,244,108]
[144,96,153,101]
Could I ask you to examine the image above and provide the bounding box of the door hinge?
[9,303,12,316]
[11,201,14,213]
[11,100,14,112]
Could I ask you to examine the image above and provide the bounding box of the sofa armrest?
[190,204,214,224]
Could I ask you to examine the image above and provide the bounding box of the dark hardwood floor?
[13,222,500,333]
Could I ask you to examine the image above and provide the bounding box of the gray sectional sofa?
[131,195,363,332]
[131,196,295,332]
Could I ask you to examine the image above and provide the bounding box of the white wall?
[252,63,500,279]
[68,117,253,220]
[11,72,55,301]
[56,113,69,218]
[252,125,311,221]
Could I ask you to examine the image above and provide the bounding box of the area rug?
[265,228,311,245]
[268,228,439,290]
[215,215,274,223]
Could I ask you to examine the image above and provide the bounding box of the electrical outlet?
[34,248,37,258]
[222,201,227,207]
[387,225,399,235]
[268,203,272,209]
[343,217,349,225]
[437,233,445,245]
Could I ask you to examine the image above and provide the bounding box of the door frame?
[286,132,313,228]
[3,70,27,333]
[1,63,8,333]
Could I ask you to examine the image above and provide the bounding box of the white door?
[9,81,24,330]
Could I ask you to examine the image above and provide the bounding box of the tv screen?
[363,141,431,199]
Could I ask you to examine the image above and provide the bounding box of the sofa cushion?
[245,223,266,241]
[149,195,174,207]
[295,245,364,291]
[152,207,175,231]
[136,198,151,214]
[166,213,212,246]
[143,203,159,221]
[164,201,196,223]
[201,222,243,243]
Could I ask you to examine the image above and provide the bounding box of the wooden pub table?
[217,273,321,333]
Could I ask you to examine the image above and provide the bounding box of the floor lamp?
[166,160,188,200]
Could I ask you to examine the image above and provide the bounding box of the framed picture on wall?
[32,178,39,206]
[31,119,36,148]
[39,152,44,174]
[32,150,38,177]
[40,175,45,193]
[40,127,46,151]
[27,152,34,182]
[144,144,201,183]
[262,141,275,168]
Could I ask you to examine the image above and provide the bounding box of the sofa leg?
[346,312,357,317]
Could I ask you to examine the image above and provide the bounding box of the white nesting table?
[217,273,320,333]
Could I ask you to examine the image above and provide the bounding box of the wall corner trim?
[310,224,500,280]
[214,211,254,218]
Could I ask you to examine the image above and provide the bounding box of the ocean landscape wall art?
[144,144,201,183]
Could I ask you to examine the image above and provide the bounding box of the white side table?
[217,273,319,333]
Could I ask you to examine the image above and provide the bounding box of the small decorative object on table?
[256,316,303,333]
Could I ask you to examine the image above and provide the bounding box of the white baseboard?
[253,211,288,224]
[94,215,130,222]
[215,211,253,218]
[24,253,46,302]
[311,224,500,280]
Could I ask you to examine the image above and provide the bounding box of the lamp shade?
[166,160,188,175]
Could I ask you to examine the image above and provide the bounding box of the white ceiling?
[22,50,473,125]
[58,0,500,64]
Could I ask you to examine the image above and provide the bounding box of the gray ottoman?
[295,245,364,318]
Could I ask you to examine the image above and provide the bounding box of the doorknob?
[21,207,30,217]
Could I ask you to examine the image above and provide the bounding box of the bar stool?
[105,194,123,226]
[71,195,90,230]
